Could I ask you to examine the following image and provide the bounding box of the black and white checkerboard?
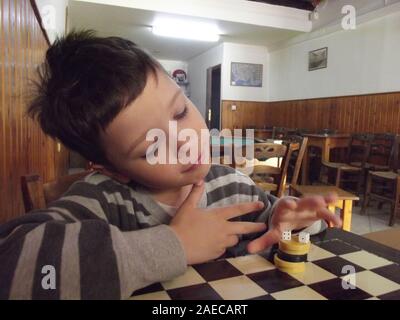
[130,230,400,300]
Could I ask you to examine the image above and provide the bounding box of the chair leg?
[335,169,342,188]
[389,177,400,226]
[356,170,365,197]
[318,164,326,185]
[361,173,372,215]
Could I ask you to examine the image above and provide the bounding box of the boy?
[0,31,341,299]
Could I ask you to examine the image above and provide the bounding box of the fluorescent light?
[152,18,220,42]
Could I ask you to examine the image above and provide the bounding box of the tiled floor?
[348,204,400,235]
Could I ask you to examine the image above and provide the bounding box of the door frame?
[205,64,222,130]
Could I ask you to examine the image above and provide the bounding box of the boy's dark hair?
[28,30,161,165]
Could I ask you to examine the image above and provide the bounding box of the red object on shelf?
[172,69,187,83]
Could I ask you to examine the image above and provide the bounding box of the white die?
[299,232,310,244]
[281,230,292,241]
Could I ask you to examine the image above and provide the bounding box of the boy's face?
[100,69,211,189]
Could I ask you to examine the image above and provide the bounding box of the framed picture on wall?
[308,47,328,71]
[230,62,263,87]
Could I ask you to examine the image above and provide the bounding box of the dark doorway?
[206,64,221,130]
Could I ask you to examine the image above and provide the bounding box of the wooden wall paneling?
[0,0,69,223]
[221,92,400,135]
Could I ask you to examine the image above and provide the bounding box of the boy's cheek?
[133,163,210,188]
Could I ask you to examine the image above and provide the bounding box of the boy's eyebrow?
[124,88,183,156]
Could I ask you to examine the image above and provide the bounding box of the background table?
[130,228,400,300]
[302,134,350,184]
[290,185,359,232]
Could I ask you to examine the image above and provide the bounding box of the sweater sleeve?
[0,182,187,300]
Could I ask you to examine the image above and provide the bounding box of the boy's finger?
[228,222,267,235]
[246,228,281,254]
[180,181,205,209]
[317,208,342,228]
[296,196,327,212]
[274,198,297,212]
[323,193,338,205]
[217,201,264,220]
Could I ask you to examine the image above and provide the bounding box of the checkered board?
[130,231,400,300]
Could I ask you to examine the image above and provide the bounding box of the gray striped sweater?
[0,165,279,300]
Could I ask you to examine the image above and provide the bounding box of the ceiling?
[68,1,307,61]
[248,0,315,11]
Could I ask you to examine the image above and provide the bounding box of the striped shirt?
[0,164,280,299]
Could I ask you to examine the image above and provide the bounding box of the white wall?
[159,59,190,98]
[222,43,269,102]
[158,59,188,76]
[187,44,224,118]
[36,0,68,43]
[269,10,400,101]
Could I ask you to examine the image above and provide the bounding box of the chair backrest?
[239,142,298,198]
[346,133,374,166]
[272,127,287,140]
[253,143,287,161]
[285,135,309,186]
[21,171,91,212]
[275,141,300,197]
[390,135,400,172]
[234,142,287,168]
[368,133,396,167]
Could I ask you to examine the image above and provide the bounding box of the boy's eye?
[174,105,188,120]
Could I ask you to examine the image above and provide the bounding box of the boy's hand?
[170,181,267,265]
[247,195,342,254]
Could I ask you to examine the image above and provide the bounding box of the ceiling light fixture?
[152,18,220,42]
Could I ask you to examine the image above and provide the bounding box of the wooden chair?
[363,133,396,171]
[271,127,287,140]
[285,135,309,191]
[318,133,373,195]
[21,171,91,212]
[236,141,300,198]
[361,135,400,226]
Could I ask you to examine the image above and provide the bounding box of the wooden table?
[130,228,400,300]
[290,185,359,232]
[301,134,350,185]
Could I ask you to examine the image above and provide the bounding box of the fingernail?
[196,180,204,186]
[258,201,264,209]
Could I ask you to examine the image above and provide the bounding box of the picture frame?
[230,62,263,87]
[308,47,328,71]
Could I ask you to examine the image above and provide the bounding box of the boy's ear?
[91,164,131,184]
